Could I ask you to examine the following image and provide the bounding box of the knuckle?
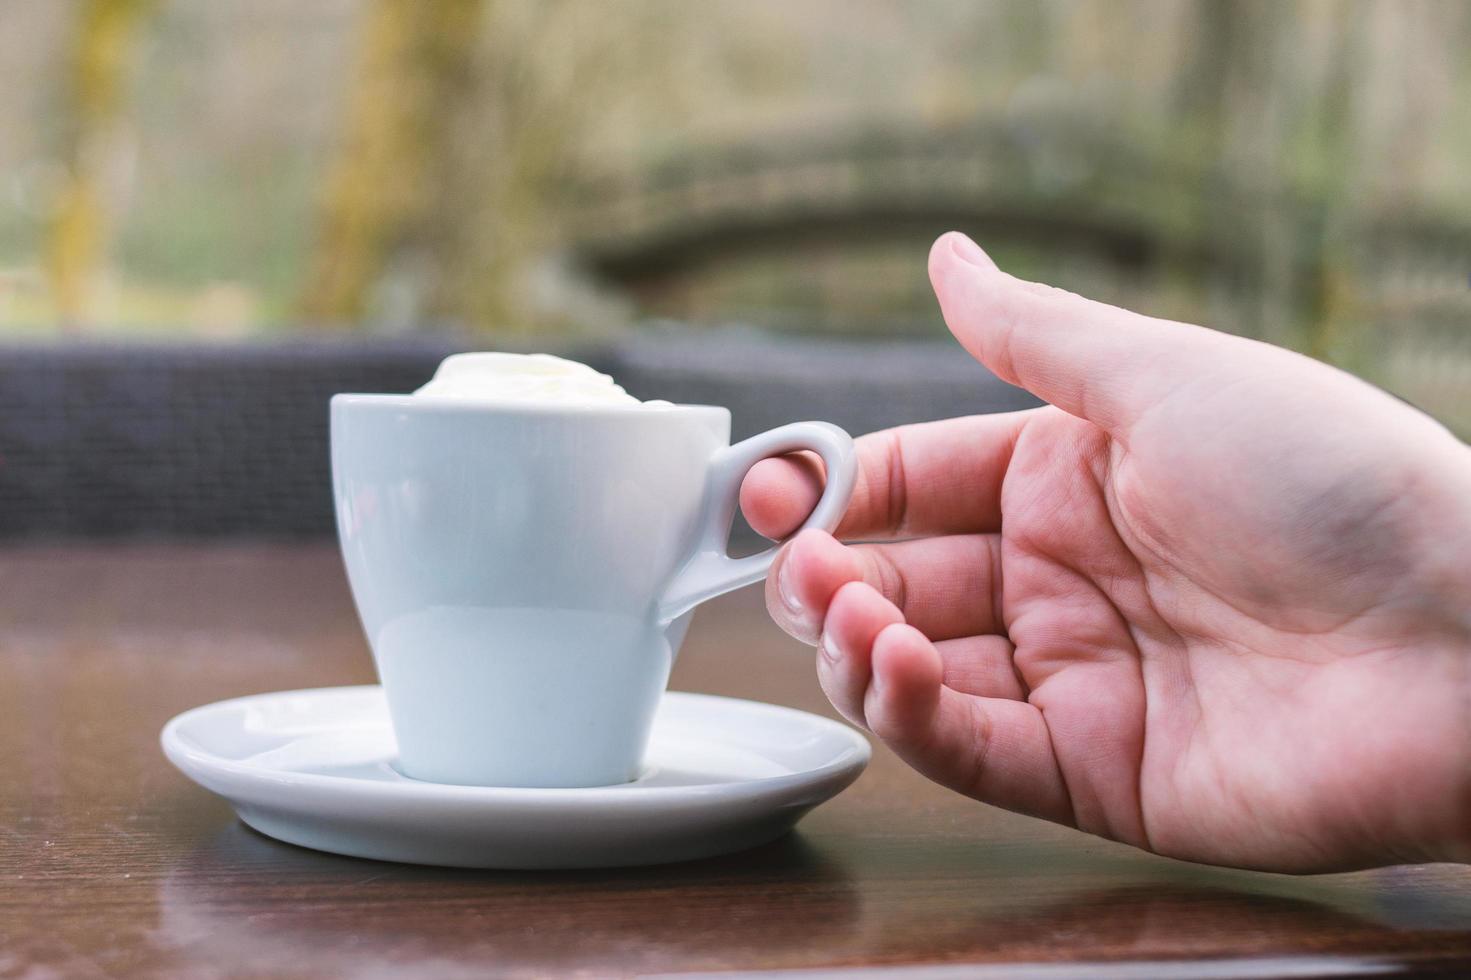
[881,430,911,535]
[961,699,995,797]
[865,548,908,614]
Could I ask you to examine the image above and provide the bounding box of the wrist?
[1439,473,1471,865]
[1437,768,1471,866]
[1433,635,1471,864]
[1413,468,1471,651]
[1390,630,1471,867]
[1456,658,1471,864]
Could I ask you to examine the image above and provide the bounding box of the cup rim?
[331,392,729,420]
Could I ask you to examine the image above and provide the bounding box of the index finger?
[739,409,1038,541]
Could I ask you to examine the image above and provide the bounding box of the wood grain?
[3,545,1469,977]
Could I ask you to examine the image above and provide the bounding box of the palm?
[742,233,1471,871]
[1001,404,1466,869]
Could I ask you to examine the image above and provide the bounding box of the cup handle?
[658,421,857,624]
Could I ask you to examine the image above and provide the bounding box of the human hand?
[741,232,1471,871]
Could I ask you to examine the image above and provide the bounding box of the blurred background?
[2,0,1470,538]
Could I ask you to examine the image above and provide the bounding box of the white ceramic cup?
[331,395,856,787]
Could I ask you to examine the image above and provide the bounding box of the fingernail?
[778,561,805,618]
[818,630,842,665]
[948,232,996,270]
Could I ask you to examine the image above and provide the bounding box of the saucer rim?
[161,685,871,803]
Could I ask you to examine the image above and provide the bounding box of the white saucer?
[161,686,870,869]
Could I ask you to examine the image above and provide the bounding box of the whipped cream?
[414,352,668,407]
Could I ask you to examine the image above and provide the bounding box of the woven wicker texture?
[0,332,1036,539]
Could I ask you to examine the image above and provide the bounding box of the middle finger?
[770,528,1005,644]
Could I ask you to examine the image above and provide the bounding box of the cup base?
[387,757,647,789]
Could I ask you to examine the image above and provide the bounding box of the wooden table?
[4,545,1470,978]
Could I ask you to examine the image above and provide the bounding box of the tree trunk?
[298,0,488,328]
[45,0,154,332]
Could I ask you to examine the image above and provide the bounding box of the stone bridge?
[567,122,1471,352]
[571,125,1317,335]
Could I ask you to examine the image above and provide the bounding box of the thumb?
[929,231,1226,433]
